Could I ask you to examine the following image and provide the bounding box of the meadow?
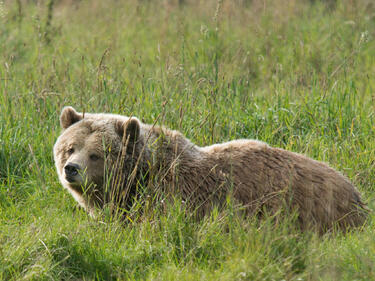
[0,0,375,279]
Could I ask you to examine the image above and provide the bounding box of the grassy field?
[1,0,375,279]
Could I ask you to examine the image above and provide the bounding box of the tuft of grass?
[0,0,374,280]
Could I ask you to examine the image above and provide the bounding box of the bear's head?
[53,106,143,210]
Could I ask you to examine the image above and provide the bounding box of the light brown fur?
[54,106,368,232]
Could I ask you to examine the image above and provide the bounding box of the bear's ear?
[115,118,140,147]
[60,106,83,129]
[115,118,140,142]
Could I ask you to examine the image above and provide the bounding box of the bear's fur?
[54,106,368,232]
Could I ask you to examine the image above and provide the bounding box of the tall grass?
[0,0,374,280]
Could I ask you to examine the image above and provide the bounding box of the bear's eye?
[90,154,100,161]
[67,148,75,155]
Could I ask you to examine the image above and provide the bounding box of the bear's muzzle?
[64,162,81,182]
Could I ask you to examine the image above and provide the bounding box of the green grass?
[1,0,375,279]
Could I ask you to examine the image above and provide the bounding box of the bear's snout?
[64,162,81,181]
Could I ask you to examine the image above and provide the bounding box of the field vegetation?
[0,0,375,279]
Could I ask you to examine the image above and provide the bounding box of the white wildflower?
[0,1,6,20]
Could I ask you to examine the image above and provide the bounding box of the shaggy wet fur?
[54,107,368,232]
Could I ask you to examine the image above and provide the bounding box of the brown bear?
[53,106,368,232]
